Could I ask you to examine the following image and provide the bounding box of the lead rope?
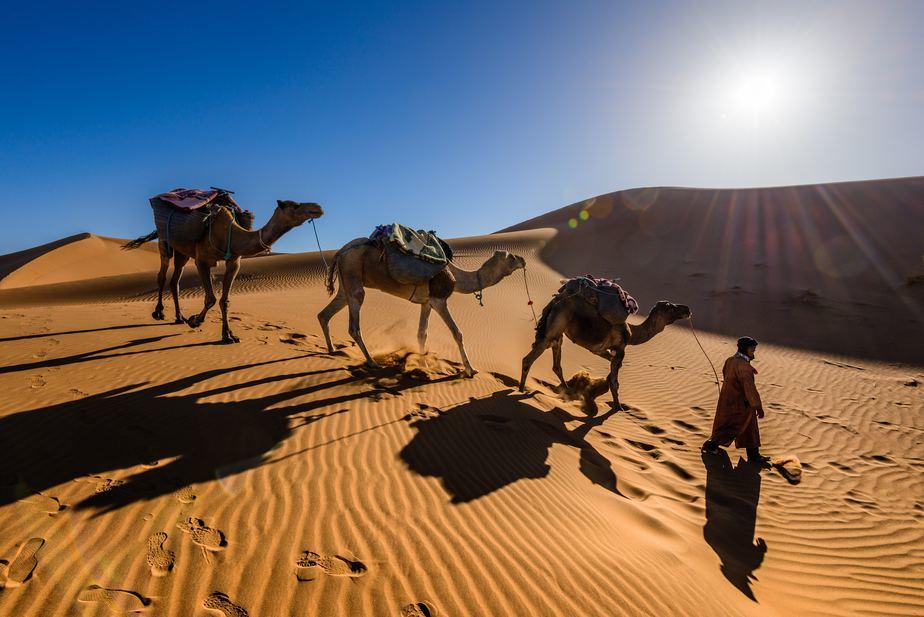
[688,316,721,398]
[522,267,537,325]
[310,218,329,270]
[474,271,484,306]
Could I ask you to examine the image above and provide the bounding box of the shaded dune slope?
[502,176,924,364]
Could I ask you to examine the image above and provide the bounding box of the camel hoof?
[222,332,241,344]
[186,316,201,329]
[463,368,476,378]
[174,315,186,324]
[152,310,165,321]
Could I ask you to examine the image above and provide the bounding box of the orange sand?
[0,178,921,616]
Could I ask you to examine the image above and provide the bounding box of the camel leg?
[346,286,379,368]
[219,258,242,344]
[417,302,431,354]
[431,298,474,377]
[519,336,553,391]
[607,347,626,410]
[551,336,566,388]
[520,307,568,391]
[170,253,190,324]
[186,260,216,330]
[318,286,348,354]
[152,243,171,321]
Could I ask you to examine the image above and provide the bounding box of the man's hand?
[756,407,765,419]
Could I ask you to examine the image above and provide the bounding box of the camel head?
[488,250,527,274]
[651,300,692,324]
[275,200,324,227]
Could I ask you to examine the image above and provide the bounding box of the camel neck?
[627,312,670,345]
[448,260,507,294]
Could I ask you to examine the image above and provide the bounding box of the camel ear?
[277,199,290,209]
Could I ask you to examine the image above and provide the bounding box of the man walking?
[702,336,770,465]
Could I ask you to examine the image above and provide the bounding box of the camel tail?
[534,293,561,340]
[122,230,158,250]
[325,249,341,295]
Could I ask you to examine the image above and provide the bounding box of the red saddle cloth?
[153,188,222,210]
[581,275,640,315]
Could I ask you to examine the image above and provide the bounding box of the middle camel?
[319,232,525,376]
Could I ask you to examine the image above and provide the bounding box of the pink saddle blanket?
[580,275,640,315]
[153,188,222,210]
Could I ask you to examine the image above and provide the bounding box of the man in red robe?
[702,337,770,465]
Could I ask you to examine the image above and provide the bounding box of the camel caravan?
[125,188,691,408]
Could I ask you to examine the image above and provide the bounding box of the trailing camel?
[319,237,526,376]
[125,199,323,343]
[519,278,691,409]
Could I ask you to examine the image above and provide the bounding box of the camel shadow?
[0,322,175,343]
[0,354,455,515]
[702,450,766,601]
[399,389,624,503]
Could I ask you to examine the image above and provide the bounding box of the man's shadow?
[399,389,624,503]
[702,450,767,601]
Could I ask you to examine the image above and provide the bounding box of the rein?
[688,316,721,398]
[310,218,329,270]
[522,267,537,325]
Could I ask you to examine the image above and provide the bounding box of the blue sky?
[1,1,922,254]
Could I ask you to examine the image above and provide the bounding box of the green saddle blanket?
[371,223,450,265]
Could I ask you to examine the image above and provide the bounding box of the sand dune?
[503,176,924,364]
[0,179,922,616]
[0,233,160,290]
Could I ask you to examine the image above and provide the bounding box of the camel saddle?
[562,276,639,325]
[370,223,454,288]
[150,188,252,247]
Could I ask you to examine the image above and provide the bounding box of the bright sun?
[721,63,794,120]
[731,72,783,113]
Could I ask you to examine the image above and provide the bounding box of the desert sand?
[0,178,922,616]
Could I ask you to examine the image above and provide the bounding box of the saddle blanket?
[576,275,639,315]
[153,188,222,211]
[370,223,449,265]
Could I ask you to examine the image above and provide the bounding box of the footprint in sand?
[177,518,226,552]
[77,475,127,494]
[174,486,196,504]
[77,585,149,613]
[401,602,438,616]
[3,538,44,587]
[203,591,248,617]
[18,492,65,515]
[28,375,46,389]
[295,551,367,580]
[146,532,175,577]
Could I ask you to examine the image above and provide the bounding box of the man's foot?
[701,440,721,455]
[746,448,772,467]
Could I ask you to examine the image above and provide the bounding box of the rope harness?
[206,211,234,261]
[474,271,484,306]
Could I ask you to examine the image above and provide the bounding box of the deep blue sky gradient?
[2,1,922,254]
